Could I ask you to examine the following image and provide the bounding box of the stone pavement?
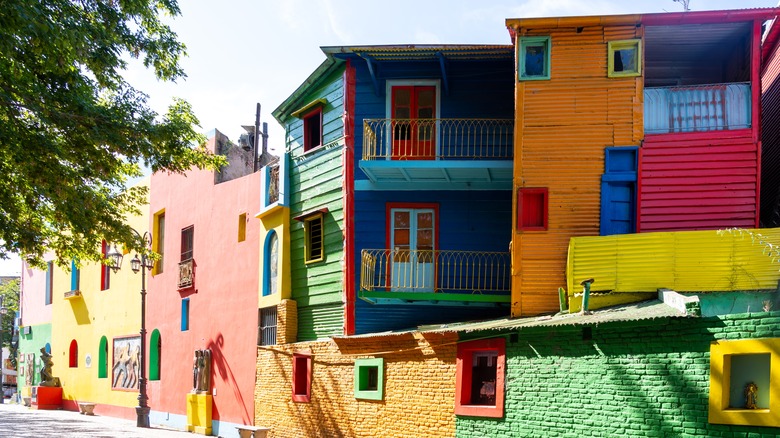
[0,402,195,438]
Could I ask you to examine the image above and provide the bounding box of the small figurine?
[745,382,758,409]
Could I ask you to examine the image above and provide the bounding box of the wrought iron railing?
[362,118,513,160]
[178,259,194,290]
[644,82,751,134]
[360,249,510,294]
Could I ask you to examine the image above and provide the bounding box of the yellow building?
[50,179,149,418]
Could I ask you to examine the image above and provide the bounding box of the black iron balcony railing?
[362,118,513,160]
[360,249,510,294]
[644,82,751,134]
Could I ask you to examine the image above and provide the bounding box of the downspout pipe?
[580,278,595,315]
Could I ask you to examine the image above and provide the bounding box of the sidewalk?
[0,402,195,438]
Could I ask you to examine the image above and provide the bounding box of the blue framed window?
[518,36,551,81]
[263,231,279,296]
[181,298,190,331]
[70,259,80,292]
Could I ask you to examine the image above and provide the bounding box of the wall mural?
[112,336,141,390]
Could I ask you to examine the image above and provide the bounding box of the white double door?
[390,208,435,292]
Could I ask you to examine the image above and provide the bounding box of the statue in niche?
[745,382,758,409]
[38,347,60,387]
[192,349,212,393]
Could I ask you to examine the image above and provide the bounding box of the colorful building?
[506,8,780,316]
[268,45,516,342]
[17,264,52,401]
[48,178,149,417]
[146,129,261,436]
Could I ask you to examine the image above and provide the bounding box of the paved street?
[0,402,194,438]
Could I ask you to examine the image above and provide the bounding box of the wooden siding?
[640,129,757,231]
[513,25,642,317]
[353,190,511,334]
[567,228,780,295]
[287,66,347,339]
[762,39,780,228]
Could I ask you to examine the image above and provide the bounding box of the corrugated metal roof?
[321,45,513,61]
[334,300,688,339]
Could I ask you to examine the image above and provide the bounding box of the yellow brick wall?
[277,299,297,345]
[254,332,458,437]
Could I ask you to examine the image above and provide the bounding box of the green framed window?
[518,36,551,81]
[354,358,384,401]
[608,39,641,78]
[149,329,161,381]
[98,336,108,378]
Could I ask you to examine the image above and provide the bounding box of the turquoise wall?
[17,322,51,390]
[457,312,780,437]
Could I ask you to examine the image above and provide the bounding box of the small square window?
[455,338,506,418]
[354,358,384,401]
[303,109,322,152]
[258,306,277,346]
[518,188,548,231]
[608,39,641,78]
[518,36,551,81]
[709,338,780,427]
[292,352,312,402]
[304,214,324,263]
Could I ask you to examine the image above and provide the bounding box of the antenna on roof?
[672,0,691,12]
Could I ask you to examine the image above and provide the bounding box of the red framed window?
[517,188,548,231]
[100,240,110,290]
[181,226,194,261]
[69,339,78,368]
[303,108,322,152]
[454,338,506,418]
[292,351,312,402]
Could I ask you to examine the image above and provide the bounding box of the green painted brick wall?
[457,311,780,437]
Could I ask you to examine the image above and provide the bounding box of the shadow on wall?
[207,333,252,424]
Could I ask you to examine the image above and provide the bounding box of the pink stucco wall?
[146,136,261,427]
[20,260,52,327]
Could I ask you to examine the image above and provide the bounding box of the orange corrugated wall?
[512,24,643,316]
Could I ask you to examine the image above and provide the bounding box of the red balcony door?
[391,86,436,160]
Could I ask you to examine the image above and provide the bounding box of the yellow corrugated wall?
[567,228,780,296]
[512,24,643,316]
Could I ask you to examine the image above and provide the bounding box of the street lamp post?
[107,230,154,428]
[0,296,6,404]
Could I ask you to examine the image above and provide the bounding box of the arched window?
[69,339,78,368]
[98,336,108,378]
[149,329,161,381]
[263,231,279,296]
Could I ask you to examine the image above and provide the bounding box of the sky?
[0,0,777,276]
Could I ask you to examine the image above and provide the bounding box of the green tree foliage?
[0,0,225,267]
[0,279,19,368]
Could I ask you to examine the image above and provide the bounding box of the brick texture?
[278,299,297,345]
[255,331,458,437]
[457,311,780,437]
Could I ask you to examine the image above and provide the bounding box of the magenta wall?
[639,129,758,232]
[147,151,261,426]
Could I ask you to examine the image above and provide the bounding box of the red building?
[145,129,261,435]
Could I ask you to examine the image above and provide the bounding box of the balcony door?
[390,208,435,292]
[391,86,436,160]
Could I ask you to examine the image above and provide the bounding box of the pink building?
[146,129,261,436]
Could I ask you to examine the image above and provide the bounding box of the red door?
[391,86,436,160]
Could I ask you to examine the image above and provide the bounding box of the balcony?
[359,249,510,306]
[644,82,751,135]
[178,259,194,290]
[359,118,513,190]
[64,290,82,300]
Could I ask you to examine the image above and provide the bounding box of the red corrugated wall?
[639,129,758,232]
[761,35,780,228]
